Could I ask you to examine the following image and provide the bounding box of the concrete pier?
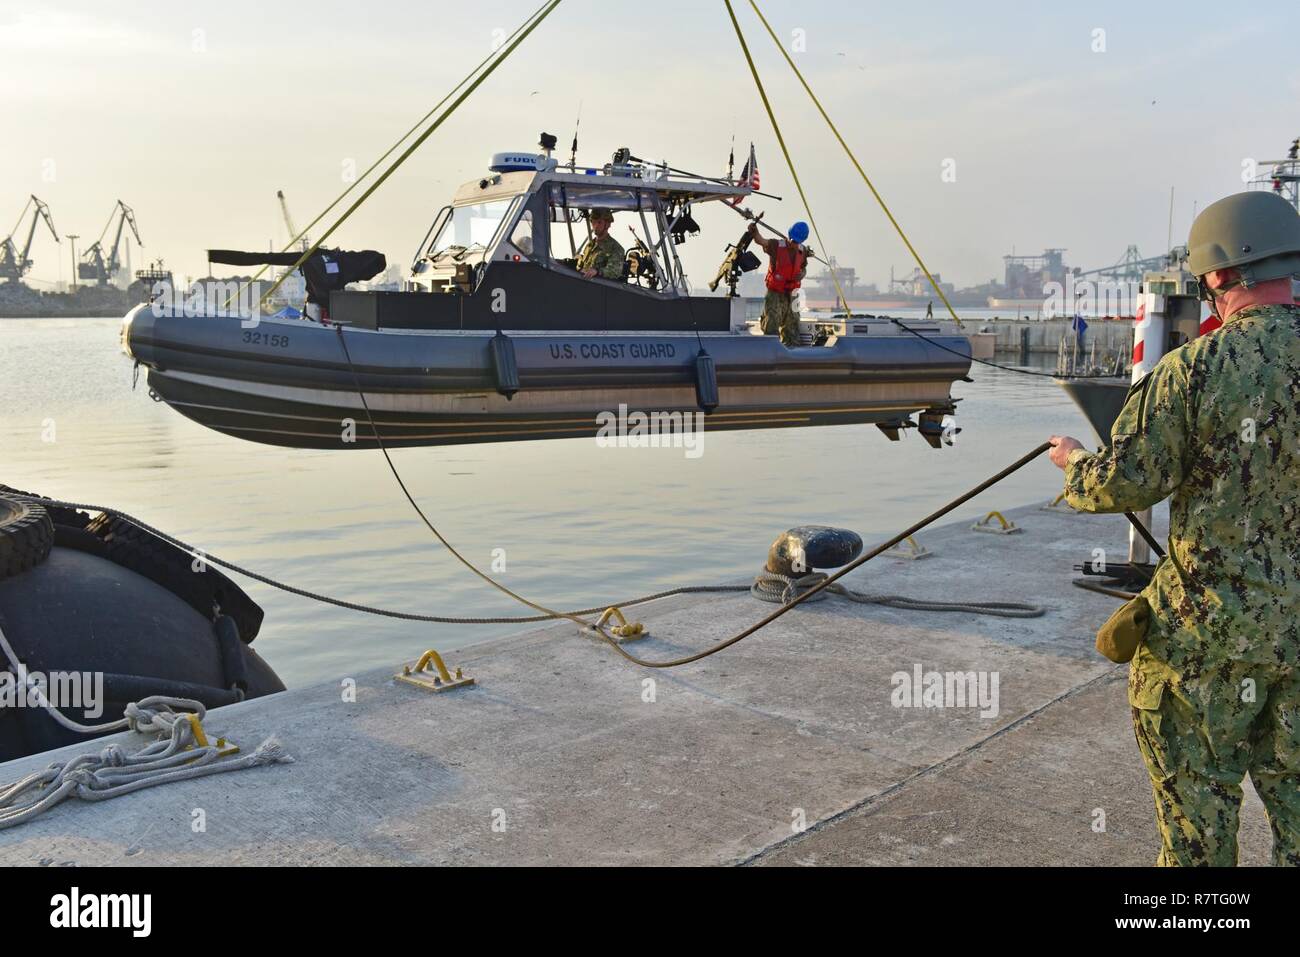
[0,502,1273,866]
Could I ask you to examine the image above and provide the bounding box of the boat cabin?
[329,144,755,333]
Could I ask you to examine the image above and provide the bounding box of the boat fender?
[84,512,266,643]
[0,485,92,530]
[490,331,520,400]
[99,672,244,709]
[213,614,249,696]
[765,525,864,577]
[694,349,719,413]
[51,524,110,559]
[0,495,54,582]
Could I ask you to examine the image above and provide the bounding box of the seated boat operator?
[568,207,625,280]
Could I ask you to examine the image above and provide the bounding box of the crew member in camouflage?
[750,220,809,348]
[573,208,625,280]
[1048,191,1300,867]
[760,289,800,348]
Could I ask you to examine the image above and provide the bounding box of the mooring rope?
[7,441,1052,668]
[0,502,1043,632]
[749,571,1043,617]
[0,634,292,832]
[1,494,1045,626]
[0,622,141,734]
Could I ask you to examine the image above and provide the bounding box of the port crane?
[78,200,143,286]
[277,190,309,252]
[1073,245,1167,284]
[0,195,59,283]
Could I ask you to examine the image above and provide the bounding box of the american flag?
[731,143,759,204]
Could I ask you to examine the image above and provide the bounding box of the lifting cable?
[225,0,558,310]
[726,3,1111,382]
[724,8,1122,380]
[740,6,1130,385]
[252,0,563,311]
[722,0,850,311]
[745,0,964,329]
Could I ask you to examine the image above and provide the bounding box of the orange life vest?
[765,240,807,294]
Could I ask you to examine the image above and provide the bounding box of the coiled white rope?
[0,622,292,830]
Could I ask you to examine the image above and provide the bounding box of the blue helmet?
[788,221,810,244]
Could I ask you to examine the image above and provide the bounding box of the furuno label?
[547,342,677,360]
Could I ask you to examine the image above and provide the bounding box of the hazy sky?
[2,0,1296,291]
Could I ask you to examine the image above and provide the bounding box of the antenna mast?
[568,100,582,169]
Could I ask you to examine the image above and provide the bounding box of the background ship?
[1054,135,1300,443]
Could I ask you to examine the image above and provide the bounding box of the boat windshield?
[428,198,517,259]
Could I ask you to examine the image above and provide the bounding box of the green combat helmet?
[1187,191,1300,286]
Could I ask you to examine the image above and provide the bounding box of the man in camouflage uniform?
[573,208,625,280]
[1049,191,1300,866]
[750,220,810,348]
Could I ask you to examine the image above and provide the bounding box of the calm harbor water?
[1,315,1093,687]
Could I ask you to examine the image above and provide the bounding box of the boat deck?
[0,501,1275,866]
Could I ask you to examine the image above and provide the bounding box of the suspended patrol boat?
[122,136,971,450]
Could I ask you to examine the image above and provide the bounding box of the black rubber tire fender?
[0,485,93,530]
[84,512,265,643]
[0,496,54,582]
[52,524,111,558]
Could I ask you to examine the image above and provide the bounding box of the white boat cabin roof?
[451,162,753,208]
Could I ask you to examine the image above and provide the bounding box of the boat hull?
[1055,375,1130,445]
[123,305,972,450]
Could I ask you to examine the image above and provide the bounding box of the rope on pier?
[0,490,1047,630]
[0,623,291,831]
[0,716,289,831]
[11,441,1051,670]
[749,571,1044,617]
